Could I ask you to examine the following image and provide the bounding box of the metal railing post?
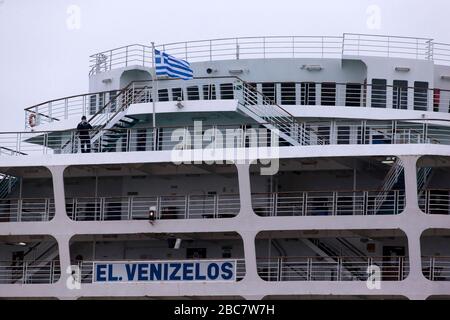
[17,199,23,222]
[431,257,435,280]
[185,195,189,219]
[22,262,28,284]
[214,194,219,219]
[128,197,133,220]
[65,98,69,120]
[209,40,213,61]
[307,258,312,281]
[337,257,342,281]
[332,191,337,216]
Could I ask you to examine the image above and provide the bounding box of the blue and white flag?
[155,50,194,80]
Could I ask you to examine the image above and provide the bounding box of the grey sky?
[0,0,448,131]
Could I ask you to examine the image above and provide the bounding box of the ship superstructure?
[1,33,450,299]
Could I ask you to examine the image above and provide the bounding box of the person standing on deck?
[77,116,93,153]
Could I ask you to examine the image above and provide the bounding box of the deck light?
[148,206,157,224]
[382,157,396,164]
[228,69,244,75]
[176,97,184,109]
[395,67,410,72]
[301,65,323,71]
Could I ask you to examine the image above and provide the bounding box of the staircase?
[62,82,147,153]
[99,115,140,152]
[374,159,404,214]
[235,80,317,147]
[0,174,18,199]
[418,167,433,195]
[13,242,59,284]
[303,238,368,280]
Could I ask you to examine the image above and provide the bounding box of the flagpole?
[151,42,157,128]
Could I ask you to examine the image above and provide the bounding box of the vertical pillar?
[316,83,322,106]
[236,163,253,218]
[336,83,345,106]
[398,156,421,214]
[240,230,261,283]
[47,166,69,223]
[404,227,427,284]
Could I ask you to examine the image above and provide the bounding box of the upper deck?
[89,33,450,75]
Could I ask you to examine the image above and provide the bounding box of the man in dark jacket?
[77,116,93,153]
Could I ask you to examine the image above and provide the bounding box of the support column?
[405,227,426,282]
[399,156,421,215]
[47,165,70,223]
[54,234,80,300]
[240,230,262,284]
[236,163,254,218]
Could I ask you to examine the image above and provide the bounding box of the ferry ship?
[1,33,450,300]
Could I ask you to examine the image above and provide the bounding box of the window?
[280,83,296,105]
[393,80,408,110]
[203,84,216,100]
[261,83,276,102]
[371,79,387,108]
[89,95,97,115]
[433,88,441,112]
[172,88,184,101]
[158,89,169,102]
[187,86,200,101]
[321,83,336,106]
[98,93,105,113]
[109,90,117,112]
[346,84,362,107]
[220,83,234,100]
[337,126,351,144]
[414,81,429,111]
[301,82,316,105]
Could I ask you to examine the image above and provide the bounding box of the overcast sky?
[0,0,448,131]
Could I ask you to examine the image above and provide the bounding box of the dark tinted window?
[262,83,276,102]
[414,81,428,111]
[371,79,387,108]
[346,84,362,107]
[301,83,316,105]
[280,83,296,105]
[220,83,234,100]
[187,86,200,101]
[321,83,336,106]
[393,80,408,110]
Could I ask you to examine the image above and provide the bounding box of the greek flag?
[155,50,194,80]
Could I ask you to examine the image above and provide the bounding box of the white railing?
[24,78,450,130]
[89,34,450,76]
[3,119,450,157]
[89,37,343,74]
[0,260,60,284]
[257,256,409,282]
[3,257,450,284]
[0,198,55,222]
[423,257,450,281]
[66,194,240,221]
[419,190,450,215]
[342,33,434,60]
[252,190,405,217]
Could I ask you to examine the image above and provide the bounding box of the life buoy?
[28,113,37,128]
